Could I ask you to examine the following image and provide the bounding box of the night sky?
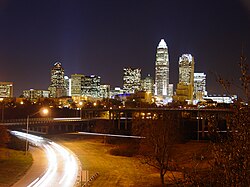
[0,0,249,97]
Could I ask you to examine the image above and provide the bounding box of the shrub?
[110,143,139,157]
[7,134,26,151]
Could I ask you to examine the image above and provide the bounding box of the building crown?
[157,39,167,49]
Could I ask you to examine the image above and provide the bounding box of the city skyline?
[0,0,249,97]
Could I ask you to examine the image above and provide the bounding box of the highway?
[11,131,80,187]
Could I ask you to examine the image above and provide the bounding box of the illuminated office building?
[142,74,154,93]
[23,89,49,101]
[0,82,13,98]
[155,39,169,97]
[179,54,195,85]
[82,75,101,98]
[100,84,110,98]
[203,95,237,104]
[48,62,67,98]
[168,84,173,97]
[194,73,207,100]
[64,76,71,96]
[123,67,141,94]
[173,54,195,102]
[71,74,84,97]
[110,87,124,98]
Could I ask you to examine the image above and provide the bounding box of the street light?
[79,101,83,119]
[25,108,49,155]
[197,105,200,141]
[0,98,4,122]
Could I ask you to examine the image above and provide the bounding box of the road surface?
[11,131,80,187]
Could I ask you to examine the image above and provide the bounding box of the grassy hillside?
[0,148,33,187]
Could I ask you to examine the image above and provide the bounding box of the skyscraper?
[48,62,67,98]
[194,73,207,100]
[71,74,84,96]
[64,76,71,96]
[155,39,169,98]
[82,75,101,98]
[179,54,195,85]
[123,67,141,94]
[173,54,195,102]
[141,74,154,93]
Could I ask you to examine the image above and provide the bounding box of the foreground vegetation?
[0,148,33,187]
[56,135,159,186]
[54,134,210,187]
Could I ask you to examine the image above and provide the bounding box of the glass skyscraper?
[48,62,67,98]
[82,75,101,98]
[142,74,154,93]
[173,54,195,102]
[179,54,194,85]
[71,74,84,96]
[194,72,207,100]
[155,39,169,97]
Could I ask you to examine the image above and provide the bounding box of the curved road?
[11,131,80,187]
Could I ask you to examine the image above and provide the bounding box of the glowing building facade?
[194,73,207,100]
[168,84,173,97]
[64,76,71,96]
[100,84,110,98]
[0,82,13,98]
[155,39,169,97]
[179,54,195,85]
[173,54,195,102]
[82,75,101,98]
[142,74,154,93]
[110,87,124,98]
[71,74,84,97]
[48,62,67,98]
[123,67,141,94]
[23,89,49,101]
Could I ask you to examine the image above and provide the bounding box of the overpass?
[1,117,95,134]
[80,107,232,140]
[81,107,231,120]
[1,107,232,139]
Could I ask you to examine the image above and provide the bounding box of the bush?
[110,143,139,157]
[7,134,27,151]
[0,126,10,147]
[105,136,140,144]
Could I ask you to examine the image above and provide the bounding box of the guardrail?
[1,117,89,123]
[3,118,53,123]
[82,172,99,187]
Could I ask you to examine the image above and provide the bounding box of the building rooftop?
[157,39,167,49]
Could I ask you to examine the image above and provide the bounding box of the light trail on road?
[11,131,79,187]
[78,131,145,139]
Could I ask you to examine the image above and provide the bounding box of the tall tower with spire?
[155,39,169,98]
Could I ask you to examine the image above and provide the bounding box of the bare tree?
[239,52,250,102]
[181,52,250,186]
[207,52,250,186]
[133,112,179,186]
[207,103,250,186]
